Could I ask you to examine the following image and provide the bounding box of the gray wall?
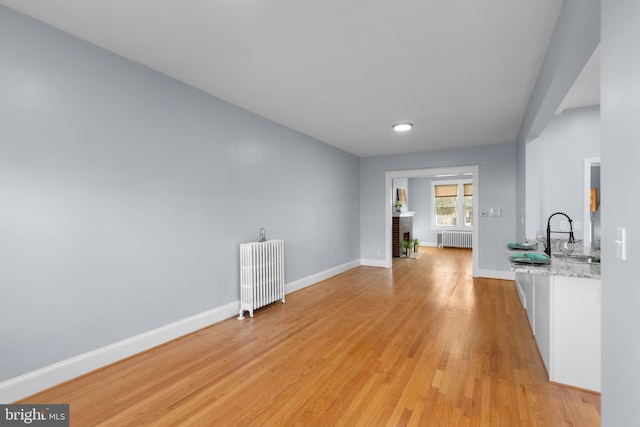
[525,106,601,240]
[601,1,640,424]
[407,178,434,245]
[360,143,516,272]
[0,6,360,382]
[391,178,409,212]
[515,0,601,241]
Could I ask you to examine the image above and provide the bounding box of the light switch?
[490,208,501,217]
[615,227,627,260]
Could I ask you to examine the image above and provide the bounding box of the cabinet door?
[552,276,601,392]
[516,272,536,333]
[525,273,535,331]
[534,274,551,373]
[515,272,526,307]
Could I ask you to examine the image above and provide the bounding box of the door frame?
[384,165,479,276]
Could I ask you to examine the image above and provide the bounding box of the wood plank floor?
[20,248,600,426]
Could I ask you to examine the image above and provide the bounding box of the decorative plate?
[509,252,551,265]
[507,242,537,251]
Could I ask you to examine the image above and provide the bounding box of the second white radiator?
[439,231,472,249]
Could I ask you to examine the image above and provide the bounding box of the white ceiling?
[556,44,601,115]
[1,0,598,157]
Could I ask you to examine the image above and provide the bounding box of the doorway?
[384,165,479,276]
[583,158,601,250]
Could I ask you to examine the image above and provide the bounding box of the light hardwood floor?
[20,248,600,426]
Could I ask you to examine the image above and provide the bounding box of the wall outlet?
[559,220,568,230]
[573,220,582,231]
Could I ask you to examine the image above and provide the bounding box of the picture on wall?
[397,188,407,208]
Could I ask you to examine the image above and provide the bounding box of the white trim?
[360,258,388,268]
[420,242,438,248]
[0,302,238,403]
[476,269,516,281]
[0,259,363,403]
[385,166,479,275]
[285,259,360,294]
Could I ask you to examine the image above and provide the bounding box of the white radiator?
[439,231,472,248]
[238,239,285,319]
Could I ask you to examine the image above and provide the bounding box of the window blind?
[435,184,457,197]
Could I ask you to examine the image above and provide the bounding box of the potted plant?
[394,200,403,212]
[402,240,412,256]
[413,238,420,252]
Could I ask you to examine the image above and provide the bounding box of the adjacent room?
[1,0,638,425]
[391,173,474,257]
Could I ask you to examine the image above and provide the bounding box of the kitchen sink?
[553,254,600,264]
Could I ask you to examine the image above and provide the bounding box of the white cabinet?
[515,272,526,307]
[551,276,601,392]
[534,274,551,372]
[515,272,535,329]
[516,272,601,392]
[525,274,535,329]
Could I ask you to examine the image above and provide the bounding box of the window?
[463,183,473,227]
[432,180,473,229]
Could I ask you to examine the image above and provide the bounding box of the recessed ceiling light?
[392,123,413,132]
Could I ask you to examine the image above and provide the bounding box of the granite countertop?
[507,241,601,280]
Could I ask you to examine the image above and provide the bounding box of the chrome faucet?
[545,212,575,256]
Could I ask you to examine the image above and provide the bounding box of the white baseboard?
[286,259,361,294]
[476,269,516,280]
[360,258,388,268]
[1,260,364,403]
[420,242,438,247]
[0,301,239,404]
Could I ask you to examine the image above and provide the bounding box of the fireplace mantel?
[392,211,415,217]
